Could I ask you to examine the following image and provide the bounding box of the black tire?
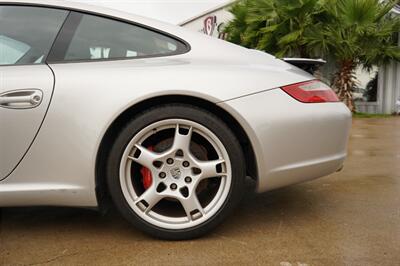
[106,104,246,240]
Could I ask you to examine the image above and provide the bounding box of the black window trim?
[46,11,82,62]
[0,2,191,64]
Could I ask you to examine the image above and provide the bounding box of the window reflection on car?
[0,35,31,65]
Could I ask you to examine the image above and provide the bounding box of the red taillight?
[281,80,339,103]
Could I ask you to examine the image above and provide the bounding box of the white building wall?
[180,5,233,39]
[382,61,397,114]
[357,33,400,114]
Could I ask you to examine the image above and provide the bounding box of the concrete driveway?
[1,117,399,266]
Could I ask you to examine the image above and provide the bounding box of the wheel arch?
[95,95,258,210]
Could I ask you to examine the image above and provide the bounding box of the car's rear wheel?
[106,105,245,240]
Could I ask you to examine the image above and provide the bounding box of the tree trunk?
[333,60,357,113]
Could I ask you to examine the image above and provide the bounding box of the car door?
[0,5,68,180]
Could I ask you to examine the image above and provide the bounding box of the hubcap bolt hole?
[184,176,192,183]
[167,158,174,165]
[159,172,166,179]
[182,161,190,167]
[170,183,177,190]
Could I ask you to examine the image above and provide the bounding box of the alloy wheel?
[119,119,232,230]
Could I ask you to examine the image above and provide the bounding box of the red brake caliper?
[139,146,154,190]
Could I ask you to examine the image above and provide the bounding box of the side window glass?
[0,35,30,64]
[63,13,187,61]
[0,6,68,66]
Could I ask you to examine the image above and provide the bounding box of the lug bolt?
[182,161,190,167]
[185,176,192,183]
[159,172,166,179]
[167,158,174,165]
[170,183,177,190]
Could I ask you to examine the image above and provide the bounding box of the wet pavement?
[1,117,399,265]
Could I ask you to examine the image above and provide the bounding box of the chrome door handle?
[0,89,43,109]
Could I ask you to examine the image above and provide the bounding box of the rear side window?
[0,6,68,65]
[61,13,187,61]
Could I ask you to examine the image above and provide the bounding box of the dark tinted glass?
[64,13,186,61]
[0,6,68,65]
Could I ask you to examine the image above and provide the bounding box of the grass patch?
[353,112,395,118]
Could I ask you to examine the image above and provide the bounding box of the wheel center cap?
[170,168,182,179]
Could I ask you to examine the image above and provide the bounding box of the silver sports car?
[0,0,351,239]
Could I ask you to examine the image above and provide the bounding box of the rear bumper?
[218,88,351,193]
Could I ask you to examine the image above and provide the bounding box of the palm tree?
[304,0,400,112]
[224,0,251,46]
[226,0,324,57]
[225,0,400,112]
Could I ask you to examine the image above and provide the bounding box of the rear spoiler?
[283,58,326,75]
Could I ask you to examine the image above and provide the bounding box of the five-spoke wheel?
[107,105,245,239]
